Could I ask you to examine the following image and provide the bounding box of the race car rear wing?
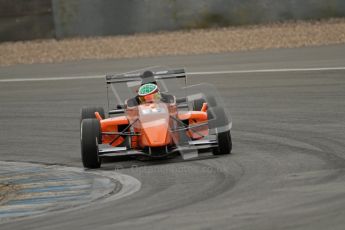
[105,69,186,84]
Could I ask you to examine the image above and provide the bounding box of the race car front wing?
[97,138,217,159]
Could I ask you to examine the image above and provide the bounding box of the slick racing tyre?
[80,118,102,168]
[213,130,232,155]
[193,98,206,111]
[207,106,232,155]
[193,96,217,111]
[80,106,105,123]
[205,95,217,108]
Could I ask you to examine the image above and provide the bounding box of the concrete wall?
[52,0,345,39]
[1,0,345,41]
[0,0,54,41]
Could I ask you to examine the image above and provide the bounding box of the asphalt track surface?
[1,44,345,229]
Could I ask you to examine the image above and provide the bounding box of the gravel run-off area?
[1,18,345,67]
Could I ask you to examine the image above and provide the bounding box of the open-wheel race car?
[80,68,232,168]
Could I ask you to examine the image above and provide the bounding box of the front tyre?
[207,106,232,155]
[213,130,232,155]
[192,96,217,111]
[193,98,206,111]
[81,118,101,168]
[80,106,105,123]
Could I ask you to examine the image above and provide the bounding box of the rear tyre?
[80,106,105,123]
[81,118,101,168]
[207,106,232,155]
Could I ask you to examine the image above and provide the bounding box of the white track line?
[188,66,345,75]
[0,75,104,82]
[1,67,345,82]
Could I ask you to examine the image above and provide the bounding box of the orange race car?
[80,68,232,168]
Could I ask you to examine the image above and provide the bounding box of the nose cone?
[142,119,169,146]
[138,103,171,147]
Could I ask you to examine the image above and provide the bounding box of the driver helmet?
[138,83,161,103]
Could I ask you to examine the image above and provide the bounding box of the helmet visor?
[140,92,161,103]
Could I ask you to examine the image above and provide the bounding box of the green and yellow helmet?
[138,83,161,103]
